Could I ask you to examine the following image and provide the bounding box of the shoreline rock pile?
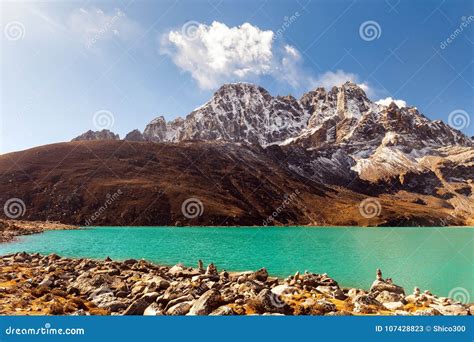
[0,220,75,243]
[0,253,471,316]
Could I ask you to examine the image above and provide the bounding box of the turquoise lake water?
[1,227,472,298]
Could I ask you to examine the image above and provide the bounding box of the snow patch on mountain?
[376,97,407,108]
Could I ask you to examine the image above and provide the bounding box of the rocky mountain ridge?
[74,81,471,151]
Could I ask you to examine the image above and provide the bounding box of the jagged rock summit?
[142,83,309,145]
[72,129,120,142]
[141,81,472,150]
[124,129,144,142]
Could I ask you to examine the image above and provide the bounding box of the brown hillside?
[0,141,468,226]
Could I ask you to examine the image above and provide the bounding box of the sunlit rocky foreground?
[0,252,471,316]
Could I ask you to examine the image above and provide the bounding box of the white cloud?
[375,97,407,108]
[161,21,305,89]
[274,44,304,88]
[310,70,373,96]
[161,21,374,94]
[283,45,300,59]
[68,7,142,48]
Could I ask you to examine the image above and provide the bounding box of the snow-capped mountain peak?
[142,82,310,146]
[136,81,471,155]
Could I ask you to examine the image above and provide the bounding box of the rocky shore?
[0,219,76,243]
[0,252,471,316]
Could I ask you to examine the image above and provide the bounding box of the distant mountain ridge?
[73,81,471,149]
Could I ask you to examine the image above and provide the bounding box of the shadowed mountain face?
[0,139,472,226]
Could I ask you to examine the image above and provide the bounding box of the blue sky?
[1,0,473,153]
